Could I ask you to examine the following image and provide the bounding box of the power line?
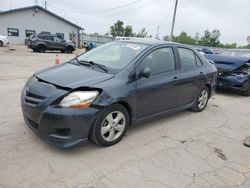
[83,0,143,14]
[94,0,161,18]
[49,0,143,14]
[49,0,161,20]
[158,0,175,28]
[156,0,175,39]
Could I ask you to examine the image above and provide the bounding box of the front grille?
[25,116,39,129]
[24,92,45,106]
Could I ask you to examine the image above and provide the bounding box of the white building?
[0,5,82,47]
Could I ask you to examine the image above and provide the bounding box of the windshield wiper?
[77,59,108,72]
[89,61,108,72]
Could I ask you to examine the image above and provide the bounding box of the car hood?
[35,63,115,89]
[204,54,250,72]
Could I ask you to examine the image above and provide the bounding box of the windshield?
[78,42,148,71]
[221,50,250,58]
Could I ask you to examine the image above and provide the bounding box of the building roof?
[0,5,82,30]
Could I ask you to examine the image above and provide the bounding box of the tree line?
[107,20,249,49]
[163,30,250,49]
[107,20,152,38]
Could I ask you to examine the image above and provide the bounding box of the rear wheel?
[60,50,65,53]
[0,41,3,47]
[66,46,73,53]
[89,104,129,147]
[37,45,46,53]
[192,87,209,112]
[33,49,38,52]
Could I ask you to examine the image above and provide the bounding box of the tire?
[33,49,38,52]
[192,87,209,112]
[61,50,65,53]
[89,104,129,147]
[241,84,250,96]
[0,41,3,47]
[37,45,46,53]
[66,46,73,53]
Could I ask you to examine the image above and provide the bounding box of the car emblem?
[25,87,30,95]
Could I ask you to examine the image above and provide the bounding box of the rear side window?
[195,55,203,66]
[141,47,176,75]
[178,48,197,70]
[38,35,53,41]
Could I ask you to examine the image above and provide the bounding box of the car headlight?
[60,91,99,108]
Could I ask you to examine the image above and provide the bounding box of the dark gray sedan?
[21,40,217,148]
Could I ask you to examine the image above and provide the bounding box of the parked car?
[21,40,217,148]
[205,49,250,96]
[201,48,214,54]
[0,35,9,46]
[86,42,97,51]
[27,33,76,53]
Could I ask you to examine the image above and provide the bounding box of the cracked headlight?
[60,91,99,108]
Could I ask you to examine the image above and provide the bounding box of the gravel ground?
[0,45,250,188]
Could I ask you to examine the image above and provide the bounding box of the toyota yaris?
[21,40,217,148]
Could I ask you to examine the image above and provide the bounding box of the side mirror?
[139,67,151,79]
[62,39,66,43]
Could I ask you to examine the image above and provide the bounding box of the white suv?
[0,35,9,46]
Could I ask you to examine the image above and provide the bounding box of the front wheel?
[241,83,250,96]
[192,87,209,112]
[0,41,3,47]
[89,104,129,147]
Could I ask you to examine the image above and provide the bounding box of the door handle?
[173,76,178,80]
[200,71,203,74]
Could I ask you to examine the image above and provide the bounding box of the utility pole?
[45,1,47,9]
[170,0,178,41]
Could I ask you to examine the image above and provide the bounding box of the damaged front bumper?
[217,73,250,91]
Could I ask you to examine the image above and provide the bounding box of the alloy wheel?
[198,90,208,109]
[101,111,126,142]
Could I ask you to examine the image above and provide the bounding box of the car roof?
[116,39,180,46]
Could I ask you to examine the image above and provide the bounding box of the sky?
[1,0,250,45]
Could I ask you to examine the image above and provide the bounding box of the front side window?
[78,42,148,71]
[178,48,197,70]
[140,47,176,75]
[7,28,19,37]
[25,30,35,37]
[38,35,53,41]
[56,33,64,40]
[54,36,62,42]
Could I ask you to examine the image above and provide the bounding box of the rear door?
[39,35,54,49]
[176,47,205,106]
[135,46,181,119]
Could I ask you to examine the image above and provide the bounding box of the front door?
[51,36,65,50]
[136,46,181,119]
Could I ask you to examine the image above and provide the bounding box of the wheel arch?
[114,101,132,125]
[37,43,47,48]
[205,83,211,98]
